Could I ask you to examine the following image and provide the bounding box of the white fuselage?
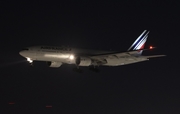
[19,46,148,67]
[19,30,166,68]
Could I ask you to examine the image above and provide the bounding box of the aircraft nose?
[19,50,28,57]
[19,51,24,56]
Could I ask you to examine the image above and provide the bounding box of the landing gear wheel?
[89,66,100,72]
[29,62,33,67]
[73,68,83,73]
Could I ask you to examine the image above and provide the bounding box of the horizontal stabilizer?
[145,55,166,58]
[127,47,156,55]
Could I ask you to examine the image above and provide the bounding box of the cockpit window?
[22,48,29,50]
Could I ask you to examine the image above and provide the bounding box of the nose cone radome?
[19,51,23,56]
[19,51,28,57]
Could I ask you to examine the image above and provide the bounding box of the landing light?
[69,55,74,60]
[27,58,33,63]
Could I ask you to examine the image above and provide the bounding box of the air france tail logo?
[128,30,149,51]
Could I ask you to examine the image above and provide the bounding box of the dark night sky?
[0,1,180,114]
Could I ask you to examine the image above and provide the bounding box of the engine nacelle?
[75,56,92,66]
[47,61,62,68]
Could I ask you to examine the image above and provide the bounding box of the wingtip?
[146,55,166,58]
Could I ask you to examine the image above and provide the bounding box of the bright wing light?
[27,58,33,63]
[69,55,74,60]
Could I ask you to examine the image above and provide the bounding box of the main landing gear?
[73,65,100,73]
[73,66,83,73]
[89,66,100,72]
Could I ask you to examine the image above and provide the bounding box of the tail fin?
[128,30,149,55]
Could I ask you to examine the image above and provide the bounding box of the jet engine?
[75,56,92,66]
[47,61,62,68]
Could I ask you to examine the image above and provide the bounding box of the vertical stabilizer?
[128,30,149,54]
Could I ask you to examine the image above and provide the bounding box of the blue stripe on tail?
[128,30,149,55]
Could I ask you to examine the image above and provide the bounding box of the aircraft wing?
[88,49,166,65]
[88,50,141,65]
[90,48,150,59]
[143,55,166,58]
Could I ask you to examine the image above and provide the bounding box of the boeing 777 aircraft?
[19,30,165,71]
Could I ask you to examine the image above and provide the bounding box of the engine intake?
[47,61,62,68]
[75,56,92,66]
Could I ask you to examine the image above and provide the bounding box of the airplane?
[19,30,165,71]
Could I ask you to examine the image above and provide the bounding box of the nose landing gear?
[26,57,33,66]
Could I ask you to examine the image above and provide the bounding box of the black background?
[0,1,179,114]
